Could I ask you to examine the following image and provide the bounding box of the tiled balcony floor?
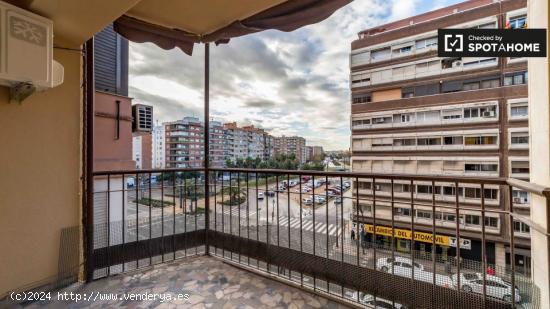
[24,256,351,309]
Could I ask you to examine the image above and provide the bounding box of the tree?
[221,183,247,205]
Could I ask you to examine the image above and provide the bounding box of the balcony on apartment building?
[22,168,543,309]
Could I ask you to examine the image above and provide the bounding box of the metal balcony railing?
[90,168,550,308]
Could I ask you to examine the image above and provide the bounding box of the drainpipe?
[84,38,95,282]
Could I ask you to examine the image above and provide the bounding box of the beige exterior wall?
[372,88,401,102]
[0,49,82,296]
[527,0,549,306]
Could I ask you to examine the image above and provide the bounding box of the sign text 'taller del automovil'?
[363,224,471,250]
[438,28,546,57]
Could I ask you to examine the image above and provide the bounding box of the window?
[352,93,372,104]
[511,132,529,145]
[481,78,500,89]
[464,136,497,145]
[443,136,463,145]
[508,15,527,29]
[442,213,456,222]
[464,106,496,119]
[417,137,441,146]
[402,88,414,98]
[415,37,437,50]
[485,217,498,228]
[512,189,529,204]
[464,188,498,199]
[401,114,413,123]
[416,210,431,219]
[352,119,371,127]
[510,103,528,118]
[392,45,412,55]
[442,186,462,196]
[463,58,497,67]
[417,185,441,194]
[371,47,391,61]
[463,82,480,91]
[465,163,498,172]
[442,57,462,69]
[475,22,497,29]
[393,138,415,146]
[514,221,530,233]
[396,208,411,216]
[358,182,371,190]
[442,109,462,120]
[504,71,528,85]
[465,215,480,226]
[511,161,529,174]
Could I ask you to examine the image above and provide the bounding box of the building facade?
[152,124,165,169]
[223,122,274,163]
[93,24,132,234]
[274,136,307,164]
[165,117,225,168]
[350,0,529,270]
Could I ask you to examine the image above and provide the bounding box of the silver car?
[452,273,521,303]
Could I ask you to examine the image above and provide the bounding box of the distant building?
[164,117,225,168]
[223,122,274,164]
[209,120,225,167]
[306,145,324,162]
[152,124,165,169]
[165,117,204,168]
[132,133,152,169]
[274,136,307,164]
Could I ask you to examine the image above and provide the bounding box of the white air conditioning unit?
[0,1,63,102]
[452,60,462,68]
[482,110,495,117]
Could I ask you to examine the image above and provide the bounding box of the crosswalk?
[270,216,341,236]
[218,206,257,218]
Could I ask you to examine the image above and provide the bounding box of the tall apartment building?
[223,122,274,163]
[209,120,225,167]
[274,136,307,164]
[165,117,225,168]
[350,0,529,270]
[152,124,165,169]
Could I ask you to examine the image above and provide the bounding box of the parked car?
[363,295,408,309]
[257,192,264,200]
[278,185,286,191]
[314,195,326,204]
[334,196,342,204]
[378,257,452,288]
[377,257,424,276]
[288,180,297,187]
[302,197,313,205]
[451,273,521,303]
[343,181,351,188]
[266,191,275,197]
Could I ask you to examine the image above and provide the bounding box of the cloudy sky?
[129,0,461,150]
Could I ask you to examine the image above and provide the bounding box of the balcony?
[5,168,543,308]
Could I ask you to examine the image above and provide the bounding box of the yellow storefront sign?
[363,224,450,247]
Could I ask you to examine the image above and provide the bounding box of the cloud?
[243,100,277,108]
[129,0,458,150]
